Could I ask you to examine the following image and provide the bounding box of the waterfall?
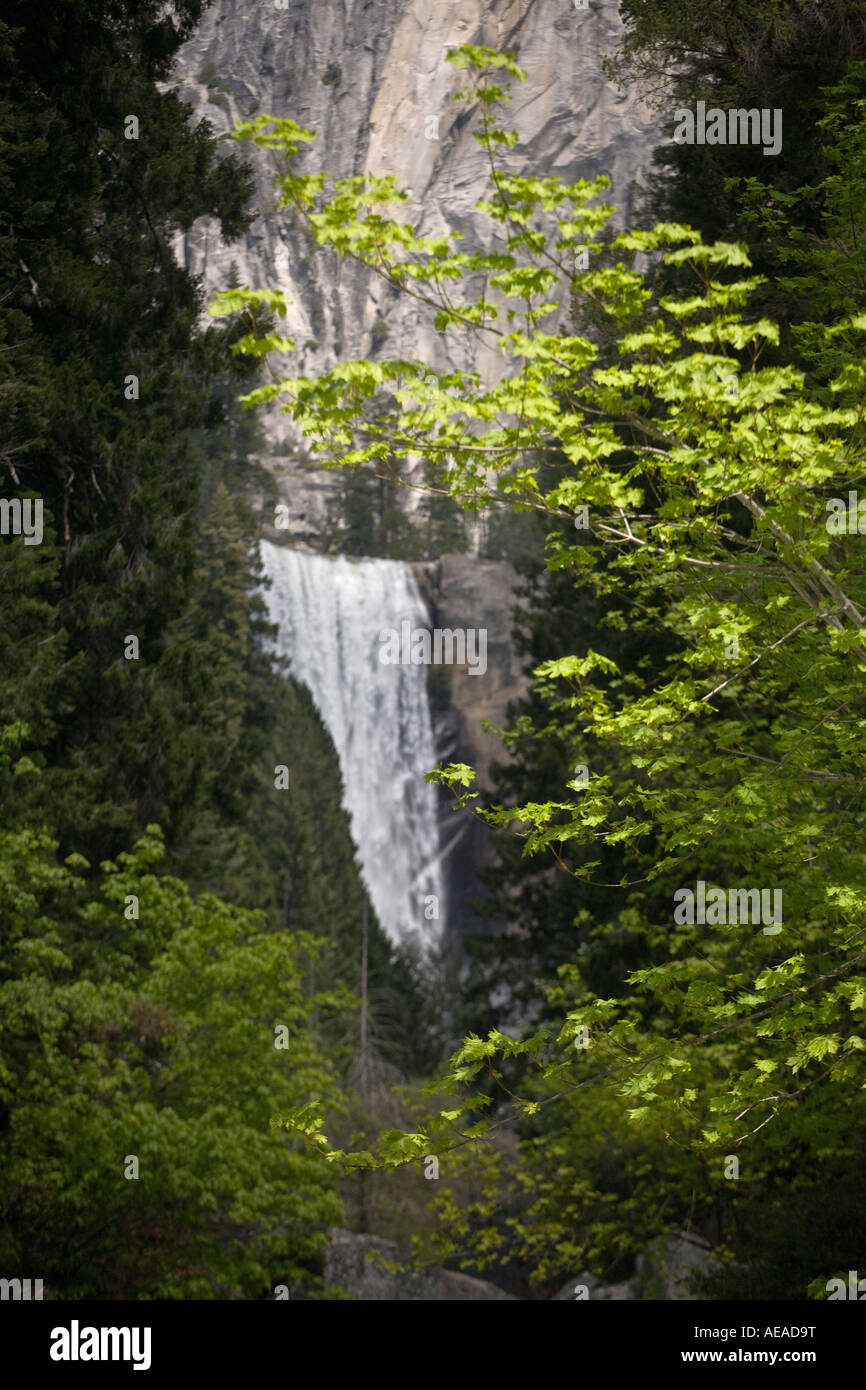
[259,541,445,948]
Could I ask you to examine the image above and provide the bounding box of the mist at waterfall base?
[260,540,446,949]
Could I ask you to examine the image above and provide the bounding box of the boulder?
[553,1231,718,1301]
[324,1229,518,1300]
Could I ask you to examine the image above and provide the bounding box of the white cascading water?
[259,540,445,948]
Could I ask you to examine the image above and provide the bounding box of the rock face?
[325,1229,518,1300]
[415,553,529,937]
[169,0,660,449]
[417,554,528,792]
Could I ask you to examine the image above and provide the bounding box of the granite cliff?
[169,0,659,438]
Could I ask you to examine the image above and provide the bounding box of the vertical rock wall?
[169,0,659,436]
